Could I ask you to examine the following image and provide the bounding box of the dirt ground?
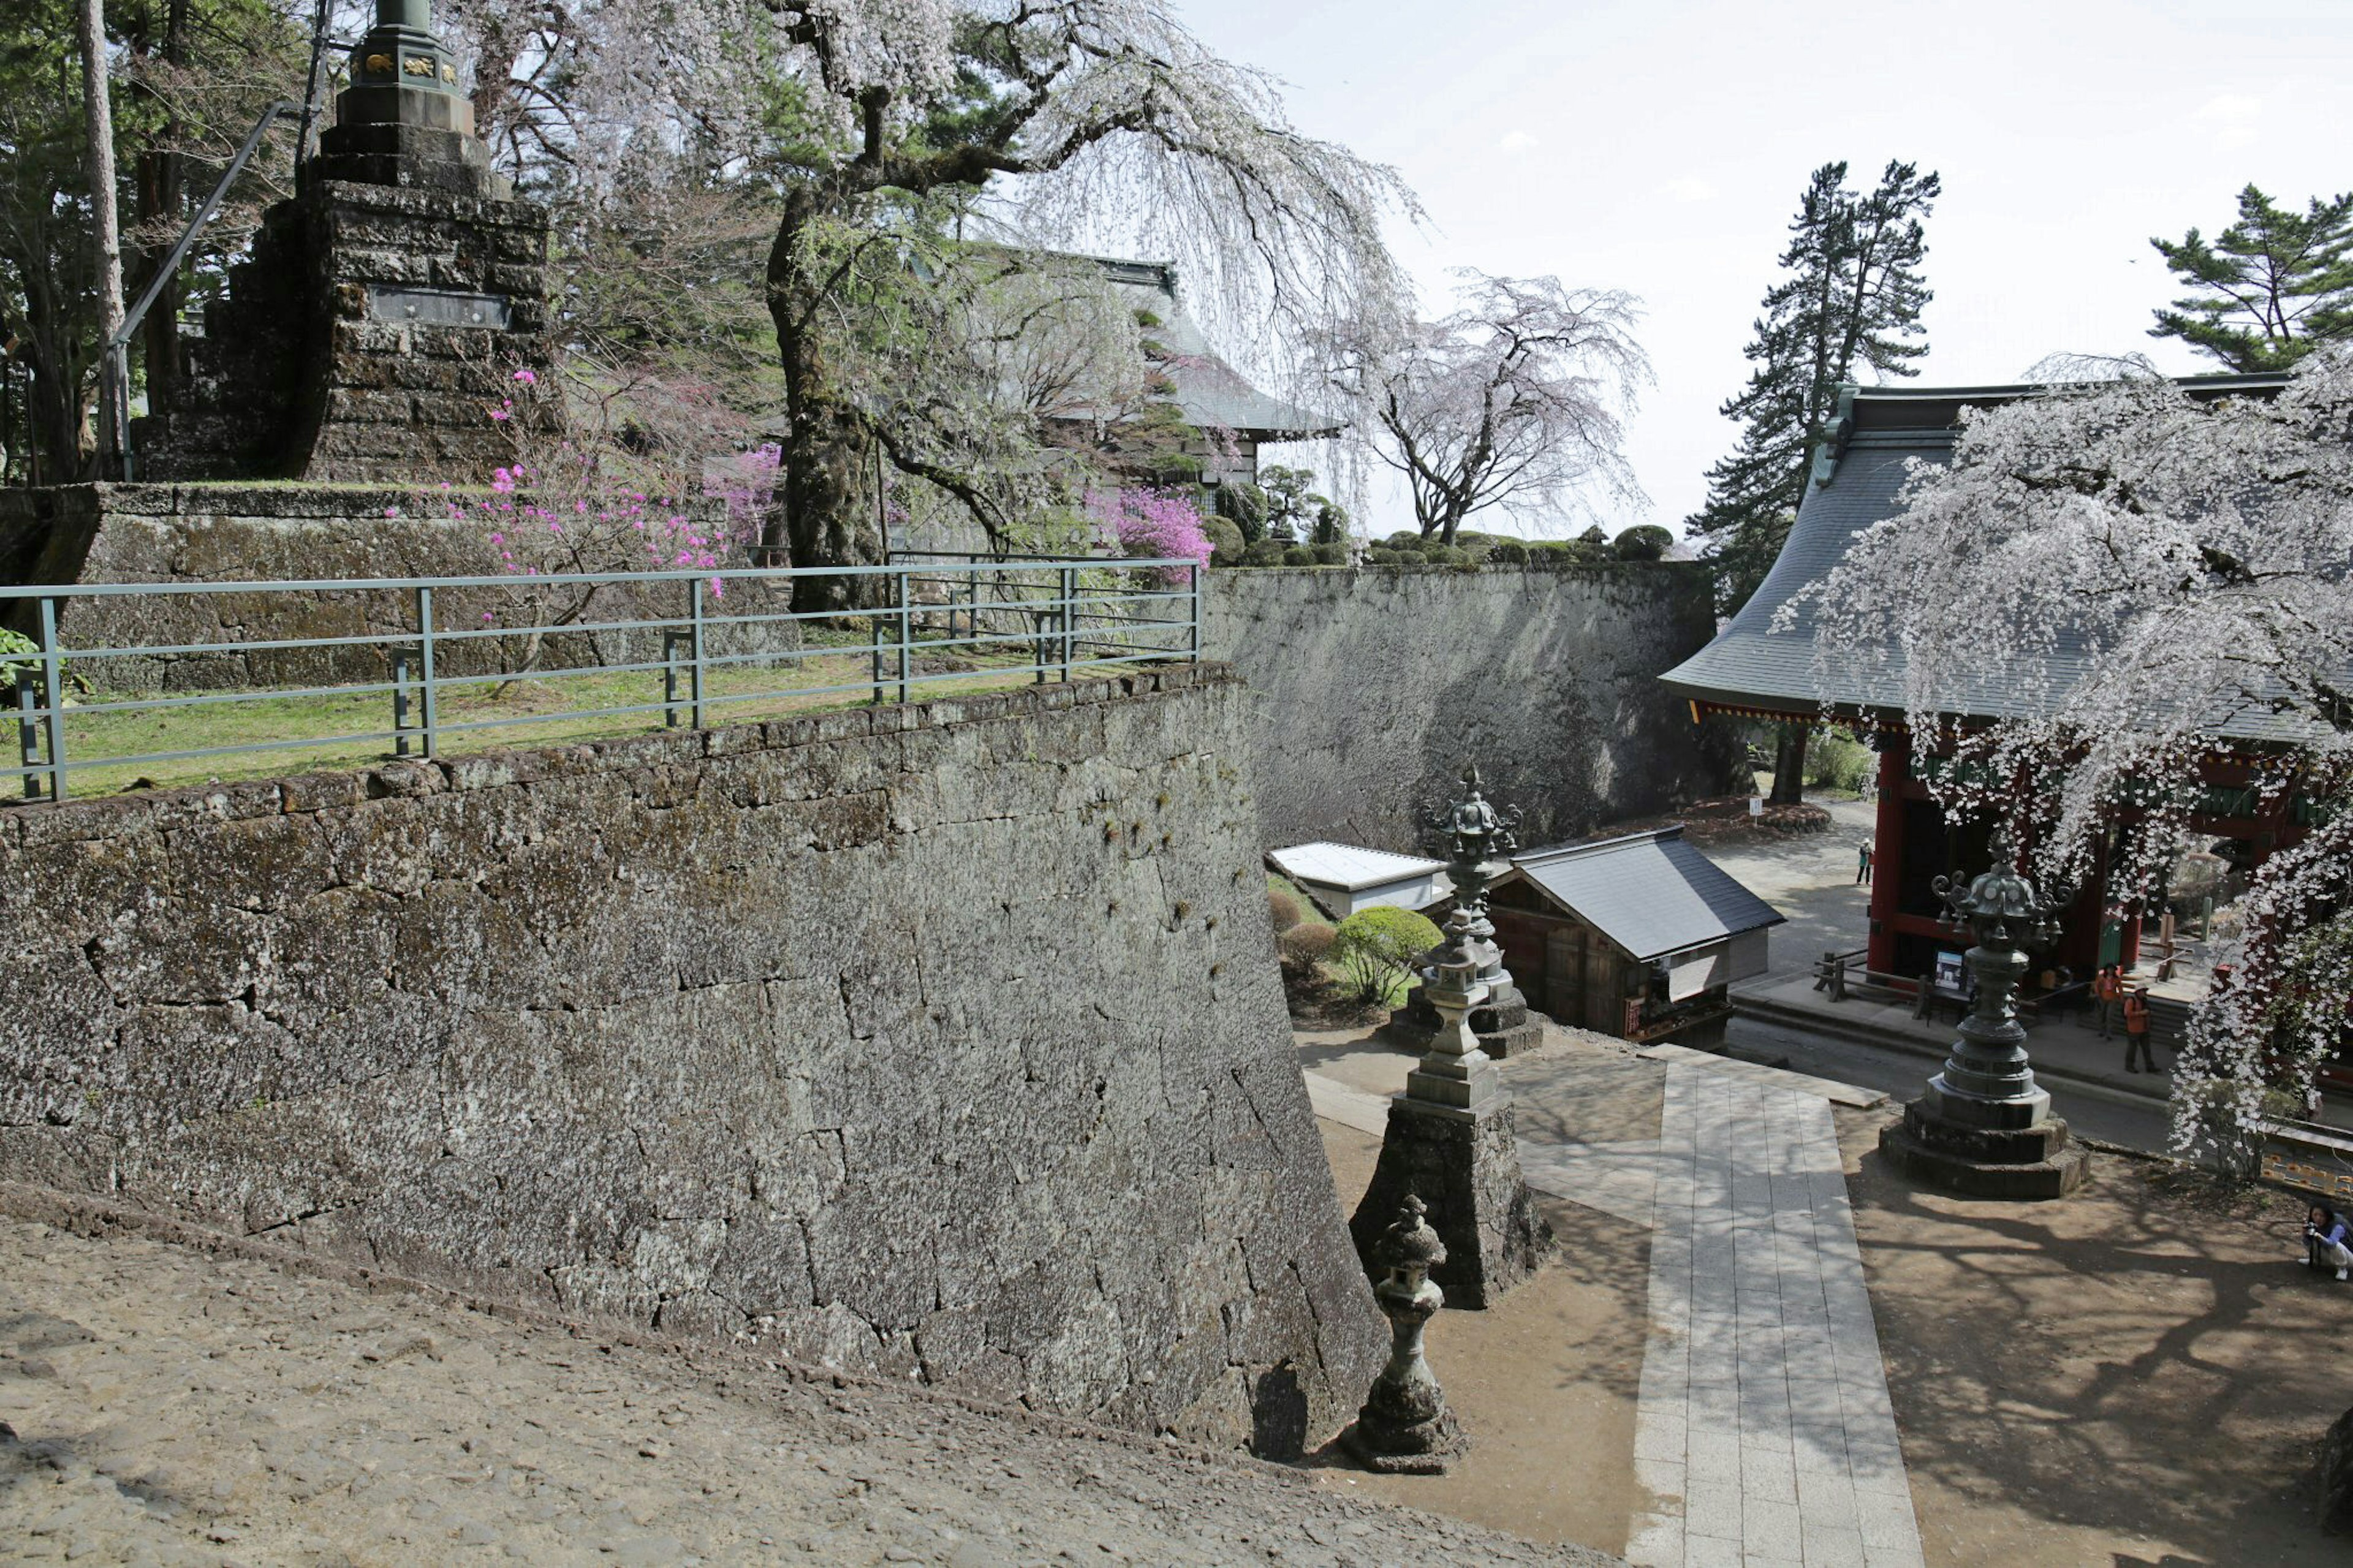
[1307,1120,1651,1558]
[1837,1113,2353,1567]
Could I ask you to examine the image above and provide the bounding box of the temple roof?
[1658,373,2296,732]
[1092,259,1342,441]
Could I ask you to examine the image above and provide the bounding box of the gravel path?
[0,1196,1619,1568]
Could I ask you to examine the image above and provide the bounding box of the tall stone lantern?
[1879,830,2090,1199]
[1351,769,1549,1307]
[1394,764,1542,1058]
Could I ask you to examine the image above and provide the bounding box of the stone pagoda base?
[1393,977,1544,1060]
[1878,1089,2090,1200]
[1340,1398,1464,1474]
[1349,1098,1548,1309]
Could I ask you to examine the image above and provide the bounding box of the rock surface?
[0,667,1381,1451]
[0,1199,1618,1567]
[1202,566,1744,855]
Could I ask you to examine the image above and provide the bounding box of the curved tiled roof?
[1659,374,2303,738]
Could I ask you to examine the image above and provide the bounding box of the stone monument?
[141,0,555,482]
[1878,830,2091,1199]
[1341,1194,1466,1474]
[1393,764,1544,1059]
[1349,779,1550,1305]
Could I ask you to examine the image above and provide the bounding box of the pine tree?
[2148,185,2353,371]
[1689,159,1939,617]
[1689,159,1938,800]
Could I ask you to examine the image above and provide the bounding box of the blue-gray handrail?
[2,555,1203,803]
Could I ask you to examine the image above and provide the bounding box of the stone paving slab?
[1633,1044,1888,1110]
[1623,1068,1923,1568]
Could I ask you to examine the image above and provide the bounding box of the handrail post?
[895,570,911,705]
[415,585,439,759]
[1188,562,1201,665]
[688,575,708,729]
[392,650,414,756]
[870,609,884,706]
[1058,566,1076,681]
[662,631,684,727]
[13,668,40,800]
[37,596,66,803]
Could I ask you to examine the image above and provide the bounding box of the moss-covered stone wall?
[0,665,1381,1453]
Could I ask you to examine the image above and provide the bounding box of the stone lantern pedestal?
[1392,763,1542,1059]
[1350,931,1548,1308]
[1879,833,2090,1200]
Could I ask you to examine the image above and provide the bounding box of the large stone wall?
[1205,563,1743,853]
[0,665,1382,1453]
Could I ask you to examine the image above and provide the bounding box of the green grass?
[15,643,1086,800]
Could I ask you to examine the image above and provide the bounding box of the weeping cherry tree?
[1794,354,2353,1162]
[1327,271,1650,546]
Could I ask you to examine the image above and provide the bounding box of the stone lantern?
[1879,829,2091,1198]
[1349,779,1548,1306]
[1395,764,1541,1058]
[1341,1194,1466,1474]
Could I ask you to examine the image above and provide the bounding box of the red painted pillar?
[1867,735,1906,975]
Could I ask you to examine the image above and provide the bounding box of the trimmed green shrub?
[1613,524,1673,561]
[1242,538,1287,567]
[1487,539,1529,564]
[1203,515,1245,567]
[1579,525,1609,545]
[1311,541,1347,566]
[1278,921,1338,983]
[1422,545,1470,567]
[1384,530,1424,550]
[1333,906,1444,1003]
[1217,481,1270,543]
[1282,545,1316,566]
[1268,888,1305,932]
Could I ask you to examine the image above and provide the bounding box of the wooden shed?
[1487,827,1784,1047]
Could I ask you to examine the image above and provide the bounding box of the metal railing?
[1,555,1202,804]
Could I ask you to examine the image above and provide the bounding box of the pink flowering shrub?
[455,367,781,671]
[1086,488,1211,584]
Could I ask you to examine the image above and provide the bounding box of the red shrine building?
[1659,374,2319,991]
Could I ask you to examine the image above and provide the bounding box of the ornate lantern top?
[1430,763,1520,868]
[1371,1194,1447,1278]
[1934,828,2062,952]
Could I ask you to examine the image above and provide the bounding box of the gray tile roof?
[1658,374,2312,741]
[1096,259,1341,440]
[1504,827,1784,963]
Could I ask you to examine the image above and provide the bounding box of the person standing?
[2123,985,2156,1074]
[2093,964,2123,1038]
[1855,840,1873,885]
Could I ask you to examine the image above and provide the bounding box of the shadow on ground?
[1841,1109,2353,1567]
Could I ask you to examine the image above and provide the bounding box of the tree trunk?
[75,0,126,478]
[1769,721,1810,805]
[765,199,885,613]
[137,0,192,417]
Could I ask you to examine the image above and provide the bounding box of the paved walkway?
[1622,1068,1923,1568]
[1305,1047,1927,1567]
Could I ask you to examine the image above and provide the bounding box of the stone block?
[1348,1096,1549,1308]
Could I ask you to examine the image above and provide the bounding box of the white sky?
[1173,0,2353,536]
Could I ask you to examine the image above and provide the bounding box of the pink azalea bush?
[1086,488,1211,583]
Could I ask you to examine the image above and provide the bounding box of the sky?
[1170,0,2353,536]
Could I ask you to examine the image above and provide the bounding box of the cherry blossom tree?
[1796,354,2353,1161]
[1327,271,1650,546]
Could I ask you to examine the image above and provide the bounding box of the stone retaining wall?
[1204,564,1743,853]
[1,483,790,689]
[0,664,1382,1453]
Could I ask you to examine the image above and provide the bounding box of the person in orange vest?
[2123,986,2156,1074]
[2093,964,2123,1039]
